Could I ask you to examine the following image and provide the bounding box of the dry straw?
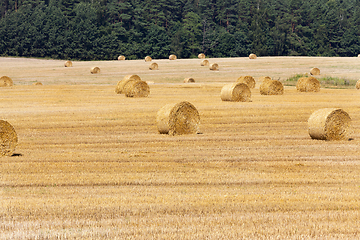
[156,101,200,135]
[118,55,126,60]
[296,76,320,92]
[308,108,351,141]
[145,56,152,62]
[221,83,251,102]
[198,53,205,59]
[209,63,219,71]
[0,76,13,87]
[33,82,43,86]
[259,77,284,95]
[310,67,320,75]
[0,120,18,156]
[90,67,100,74]
[201,60,209,66]
[64,61,72,67]
[115,75,142,94]
[237,76,256,89]
[123,80,150,98]
[356,80,360,89]
[249,53,257,59]
[149,62,158,70]
[184,78,195,83]
[169,54,177,60]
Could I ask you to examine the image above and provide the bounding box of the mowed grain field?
[1,56,360,239]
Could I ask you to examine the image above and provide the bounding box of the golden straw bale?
[221,83,252,102]
[115,75,142,94]
[201,60,209,66]
[0,120,18,156]
[64,61,72,67]
[209,63,219,71]
[308,108,351,141]
[310,67,320,75]
[145,56,152,62]
[296,76,320,92]
[356,80,360,89]
[258,76,272,83]
[0,76,13,87]
[118,55,126,60]
[237,76,256,89]
[123,80,150,98]
[260,79,284,95]
[169,54,177,60]
[198,53,205,59]
[249,53,257,59]
[32,82,43,86]
[149,62,158,70]
[156,101,200,136]
[90,67,100,74]
[184,78,195,83]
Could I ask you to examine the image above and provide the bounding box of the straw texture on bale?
[156,101,200,136]
[169,55,177,60]
[259,76,272,83]
[308,108,351,141]
[260,79,284,95]
[118,55,126,60]
[0,76,13,87]
[198,53,205,59]
[296,76,320,92]
[123,80,150,98]
[64,61,72,67]
[90,67,100,74]
[145,56,152,62]
[356,80,360,89]
[209,63,219,71]
[201,60,209,66]
[249,53,257,59]
[33,82,43,86]
[149,62,158,70]
[310,67,320,75]
[0,120,18,156]
[184,78,195,83]
[115,75,142,94]
[221,83,252,102]
[237,76,256,89]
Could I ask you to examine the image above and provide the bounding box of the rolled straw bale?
[358,54,360,57]
[356,80,360,89]
[249,53,257,59]
[0,76,13,87]
[33,82,43,86]
[90,67,100,74]
[169,54,177,60]
[118,55,126,60]
[149,62,158,70]
[123,80,150,98]
[201,59,209,66]
[184,78,195,83]
[145,56,152,62]
[198,53,205,59]
[308,108,351,141]
[209,63,219,71]
[0,120,18,156]
[310,67,320,75]
[64,60,73,67]
[221,83,252,102]
[237,76,256,89]
[260,79,284,95]
[156,101,200,135]
[296,76,320,92]
[115,75,141,94]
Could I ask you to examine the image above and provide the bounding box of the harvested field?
[1,56,360,239]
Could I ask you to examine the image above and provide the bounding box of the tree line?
[0,0,359,60]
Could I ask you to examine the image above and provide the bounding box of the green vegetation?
[285,74,356,88]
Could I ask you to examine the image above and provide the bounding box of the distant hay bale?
[310,67,320,75]
[308,108,351,141]
[149,62,158,70]
[169,54,177,60]
[123,80,150,98]
[90,67,100,74]
[259,76,272,83]
[0,120,18,156]
[201,60,209,66]
[145,56,152,62]
[260,79,284,95]
[0,76,13,87]
[115,75,142,94]
[209,63,219,71]
[221,83,252,102]
[184,78,195,83]
[198,53,205,59]
[358,54,360,57]
[156,101,200,135]
[249,53,257,59]
[296,76,320,92]
[64,61,72,67]
[32,82,43,86]
[118,55,126,60]
[237,76,256,89]
[356,80,360,89]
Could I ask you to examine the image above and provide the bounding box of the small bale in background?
[0,120,18,156]
[90,67,100,74]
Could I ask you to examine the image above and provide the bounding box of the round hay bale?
[90,67,100,74]
[118,55,126,60]
[115,75,142,94]
[64,60,72,67]
[220,83,252,102]
[201,59,209,66]
[237,76,256,89]
[32,82,43,86]
[156,101,200,136]
[0,76,13,87]
[358,54,360,57]
[149,62,158,70]
[169,54,177,60]
[259,76,272,83]
[308,108,351,141]
[0,120,18,156]
[260,79,284,95]
[249,53,257,59]
[209,63,219,71]
[356,80,360,89]
[198,53,205,59]
[184,78,195,83]
[296,76,320,92]
[145,56,152,62]
[123,80,150,98]
[310,67,320,75]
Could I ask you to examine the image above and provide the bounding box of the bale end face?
[0,120,18,156]
[149,63,158,70]
[169,55,177,60]
[198,53,205,59]
[118,55,126,60]
[91,67,100,74]
[249,54,257,59]
[209,63,219,71]
[201,60,209,66]
[64,61,73,67]
[0,76,13,87]
[145,56,152,62]
[310,67,320,75]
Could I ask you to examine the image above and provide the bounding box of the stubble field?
[0,56,360,239]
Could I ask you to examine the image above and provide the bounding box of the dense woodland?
[0,0,359,60]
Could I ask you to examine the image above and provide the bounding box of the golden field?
[1,56,360,239]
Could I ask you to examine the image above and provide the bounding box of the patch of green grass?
[284,74,356,89]
[284,73,309,86]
